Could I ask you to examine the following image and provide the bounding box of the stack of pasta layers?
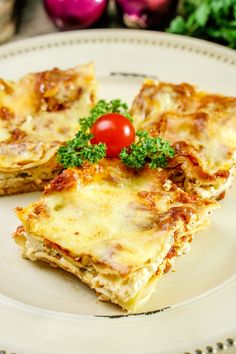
[0,64,235,312]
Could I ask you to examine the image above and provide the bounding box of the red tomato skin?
[90,113,135,157]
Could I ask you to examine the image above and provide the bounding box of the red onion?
[44,0,108,30]
[115,0,177,29]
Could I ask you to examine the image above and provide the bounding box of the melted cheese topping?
[131,80,236,195]
[16,160,216,276]
[0,63,96,172]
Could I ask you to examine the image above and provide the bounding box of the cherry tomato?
[90,113,135,157]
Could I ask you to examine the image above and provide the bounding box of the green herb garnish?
[58,100,175,170]
[167,0,236,49]
[58,99,131,168]
[58,131,106,168]
[80,99,132,133]
[119,130,175,169]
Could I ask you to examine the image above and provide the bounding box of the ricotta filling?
[22,231,174,310]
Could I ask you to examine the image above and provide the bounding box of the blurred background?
[1,0,236,48]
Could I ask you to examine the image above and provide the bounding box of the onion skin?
[44,0,108,30]
[115,0,177,29]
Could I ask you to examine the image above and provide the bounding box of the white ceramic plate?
[0,29,235,354]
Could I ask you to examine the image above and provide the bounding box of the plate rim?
[0,28,236,66]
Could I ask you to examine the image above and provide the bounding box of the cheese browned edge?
[131,80,236,200]
[14,159,217,312]
[0,63,97,195]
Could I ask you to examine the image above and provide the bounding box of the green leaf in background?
[194,2,211,27]
[215,27,236,48]
[211,0,232,18]
[167,0,236,48]
[167,16,187,34]
[234,3,236,19]
[179,0,202,16]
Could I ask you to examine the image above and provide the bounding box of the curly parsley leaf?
[80,99,132,133]
[58,131,106,168]
[120,130,175,169]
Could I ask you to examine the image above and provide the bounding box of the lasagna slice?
[0,63,97,195]
[131,80,236,199]
[14,159,216,312]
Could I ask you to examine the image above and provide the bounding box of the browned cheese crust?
[131,81,236,199]
[14,159,217,311]
[0,63,97,195]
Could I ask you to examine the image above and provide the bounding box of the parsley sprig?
[58,131,106,169]
[120,131,175,169]
[58,99,175,170]
[58,99,131,168]
[167,0,236,49]
[80,99,132,132]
